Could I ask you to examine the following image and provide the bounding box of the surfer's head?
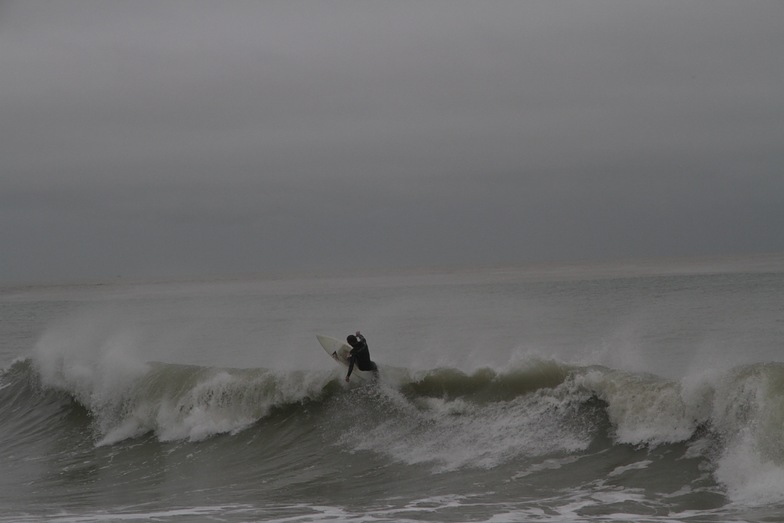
[346,335,358,346]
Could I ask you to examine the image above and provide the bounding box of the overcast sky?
[1,1,783,285]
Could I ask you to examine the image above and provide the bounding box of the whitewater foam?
[706,364,784,505]
[569,368,700,445]
[339,377,594,472]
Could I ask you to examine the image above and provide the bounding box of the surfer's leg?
[357,361,377,372]
[355,360,379,380]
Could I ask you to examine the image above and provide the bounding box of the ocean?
[1,255,783,522]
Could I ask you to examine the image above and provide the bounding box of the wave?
[4,355,784,504]
[1,358,342,446]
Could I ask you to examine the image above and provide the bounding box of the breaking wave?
[4,349,784,505]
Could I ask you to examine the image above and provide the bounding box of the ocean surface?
[2,255,784,522]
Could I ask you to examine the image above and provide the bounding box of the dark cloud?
[1,1,783,284]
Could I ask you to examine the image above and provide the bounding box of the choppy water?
[2,256,784,522]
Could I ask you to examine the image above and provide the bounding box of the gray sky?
[1,1,783,285]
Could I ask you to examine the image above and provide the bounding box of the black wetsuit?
[347,334,378,379]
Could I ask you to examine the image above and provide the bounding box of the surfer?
[345,331,378,382]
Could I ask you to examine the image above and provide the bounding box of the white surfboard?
[316,334,353,367]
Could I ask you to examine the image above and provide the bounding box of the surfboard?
[316,334,353,368]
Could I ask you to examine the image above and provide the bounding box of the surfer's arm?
[346,353,356,381]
